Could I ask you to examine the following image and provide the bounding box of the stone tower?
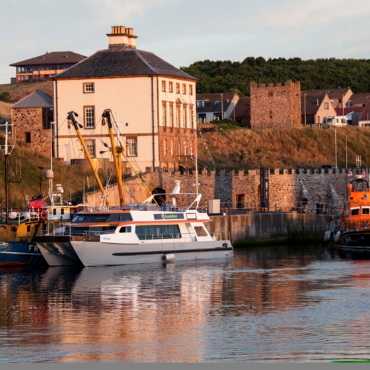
[250,80,301,130]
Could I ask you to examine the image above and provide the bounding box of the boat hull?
[0,242,44,266]
[331,230,370,250]
[36,237,233,267]
[74,240,233,267]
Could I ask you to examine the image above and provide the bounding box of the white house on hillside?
[52,26,197,172]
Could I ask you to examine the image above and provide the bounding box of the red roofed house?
[347,93,370,108]
[358,104,370,127]
[301,88,352,109]
[301,93,336,124]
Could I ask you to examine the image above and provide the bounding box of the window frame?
[126,136,138,157]
[169,103,174,127]
[162,101,167,126]
[176,104,181,127]
[162,80,166,92]
[83,82,95,94]
[169,82,173,93]
[176,83,180,94]
[83,105,95,129]
[189,85,193,95]
[183,103,187,127]
[182,84,186,95]
[85,139,96,158]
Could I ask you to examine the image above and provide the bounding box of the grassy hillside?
[0,136,110,210]
[0,80,53,97]
[198,125,370,170]
[181,58,370,95]
[0,101,11,120]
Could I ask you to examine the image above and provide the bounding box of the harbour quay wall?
[205,212,336,244]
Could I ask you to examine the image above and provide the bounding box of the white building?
[53,26,197,172]
[196,92,239,122]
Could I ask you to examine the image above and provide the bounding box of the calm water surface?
[1,244,370,362]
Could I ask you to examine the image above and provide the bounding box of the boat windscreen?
[71,213,133,223]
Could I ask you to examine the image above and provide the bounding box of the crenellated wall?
[85,167,367,211]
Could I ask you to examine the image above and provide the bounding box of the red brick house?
[10,51,86,83]
[11,90,54,157]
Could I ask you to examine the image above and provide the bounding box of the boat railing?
[78,204,205,213]
[339,220,370,233]
[0,209,41,225]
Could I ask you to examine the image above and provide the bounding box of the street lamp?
[221,94,223,120]
[233,90,237,121]
[304,94,307,126]
[342,93,345,123]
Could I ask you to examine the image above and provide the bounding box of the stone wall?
[12,107,51,157]
[85,167,366,212]
[250,80,301,130]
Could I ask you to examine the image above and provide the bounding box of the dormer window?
[197,100,205,108]
[214,101,220,105]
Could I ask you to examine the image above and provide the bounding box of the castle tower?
[250,80,301,130]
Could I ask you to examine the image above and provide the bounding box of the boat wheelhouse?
[327,176,370,250]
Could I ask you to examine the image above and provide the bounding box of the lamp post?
[221,94,223,120]
[342,93,345,124]
[233,90,237,121]
[304,94,307,126]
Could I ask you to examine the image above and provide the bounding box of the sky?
[2,0,370,84]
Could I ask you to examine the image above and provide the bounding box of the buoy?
[334,231,341,242]
[40,210,48,220]
[161,254,175,262]
[9,212,18,219]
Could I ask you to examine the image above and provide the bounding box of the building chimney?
[107,26,137,49]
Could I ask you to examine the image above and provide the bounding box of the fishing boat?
[0,122,84,266]
[35,181,233,267]
[326,176,370,250]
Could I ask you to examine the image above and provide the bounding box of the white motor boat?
[35,182,233,267]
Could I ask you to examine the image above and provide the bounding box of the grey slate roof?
[10,51,86,67]
[52,47,197,80]
[12,90,53,109]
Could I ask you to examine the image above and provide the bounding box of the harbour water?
[1,244,370,362]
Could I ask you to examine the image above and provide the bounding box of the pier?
[205,212,338,245]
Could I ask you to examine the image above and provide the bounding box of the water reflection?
[2,245,370,362]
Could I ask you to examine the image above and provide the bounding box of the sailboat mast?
[4,122,10,225]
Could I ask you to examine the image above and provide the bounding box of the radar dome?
[45,169,54,179]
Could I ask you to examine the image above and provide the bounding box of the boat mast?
[67,111,109,206]
[110,114,159,207]
[102,109,124,207]
[0,122,14,225]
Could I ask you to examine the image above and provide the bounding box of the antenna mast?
[0,122,14,224]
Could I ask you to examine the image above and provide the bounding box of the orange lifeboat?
[332,177,370,249]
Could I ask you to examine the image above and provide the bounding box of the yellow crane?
[67,111,109,206]
[102,109,124,207]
